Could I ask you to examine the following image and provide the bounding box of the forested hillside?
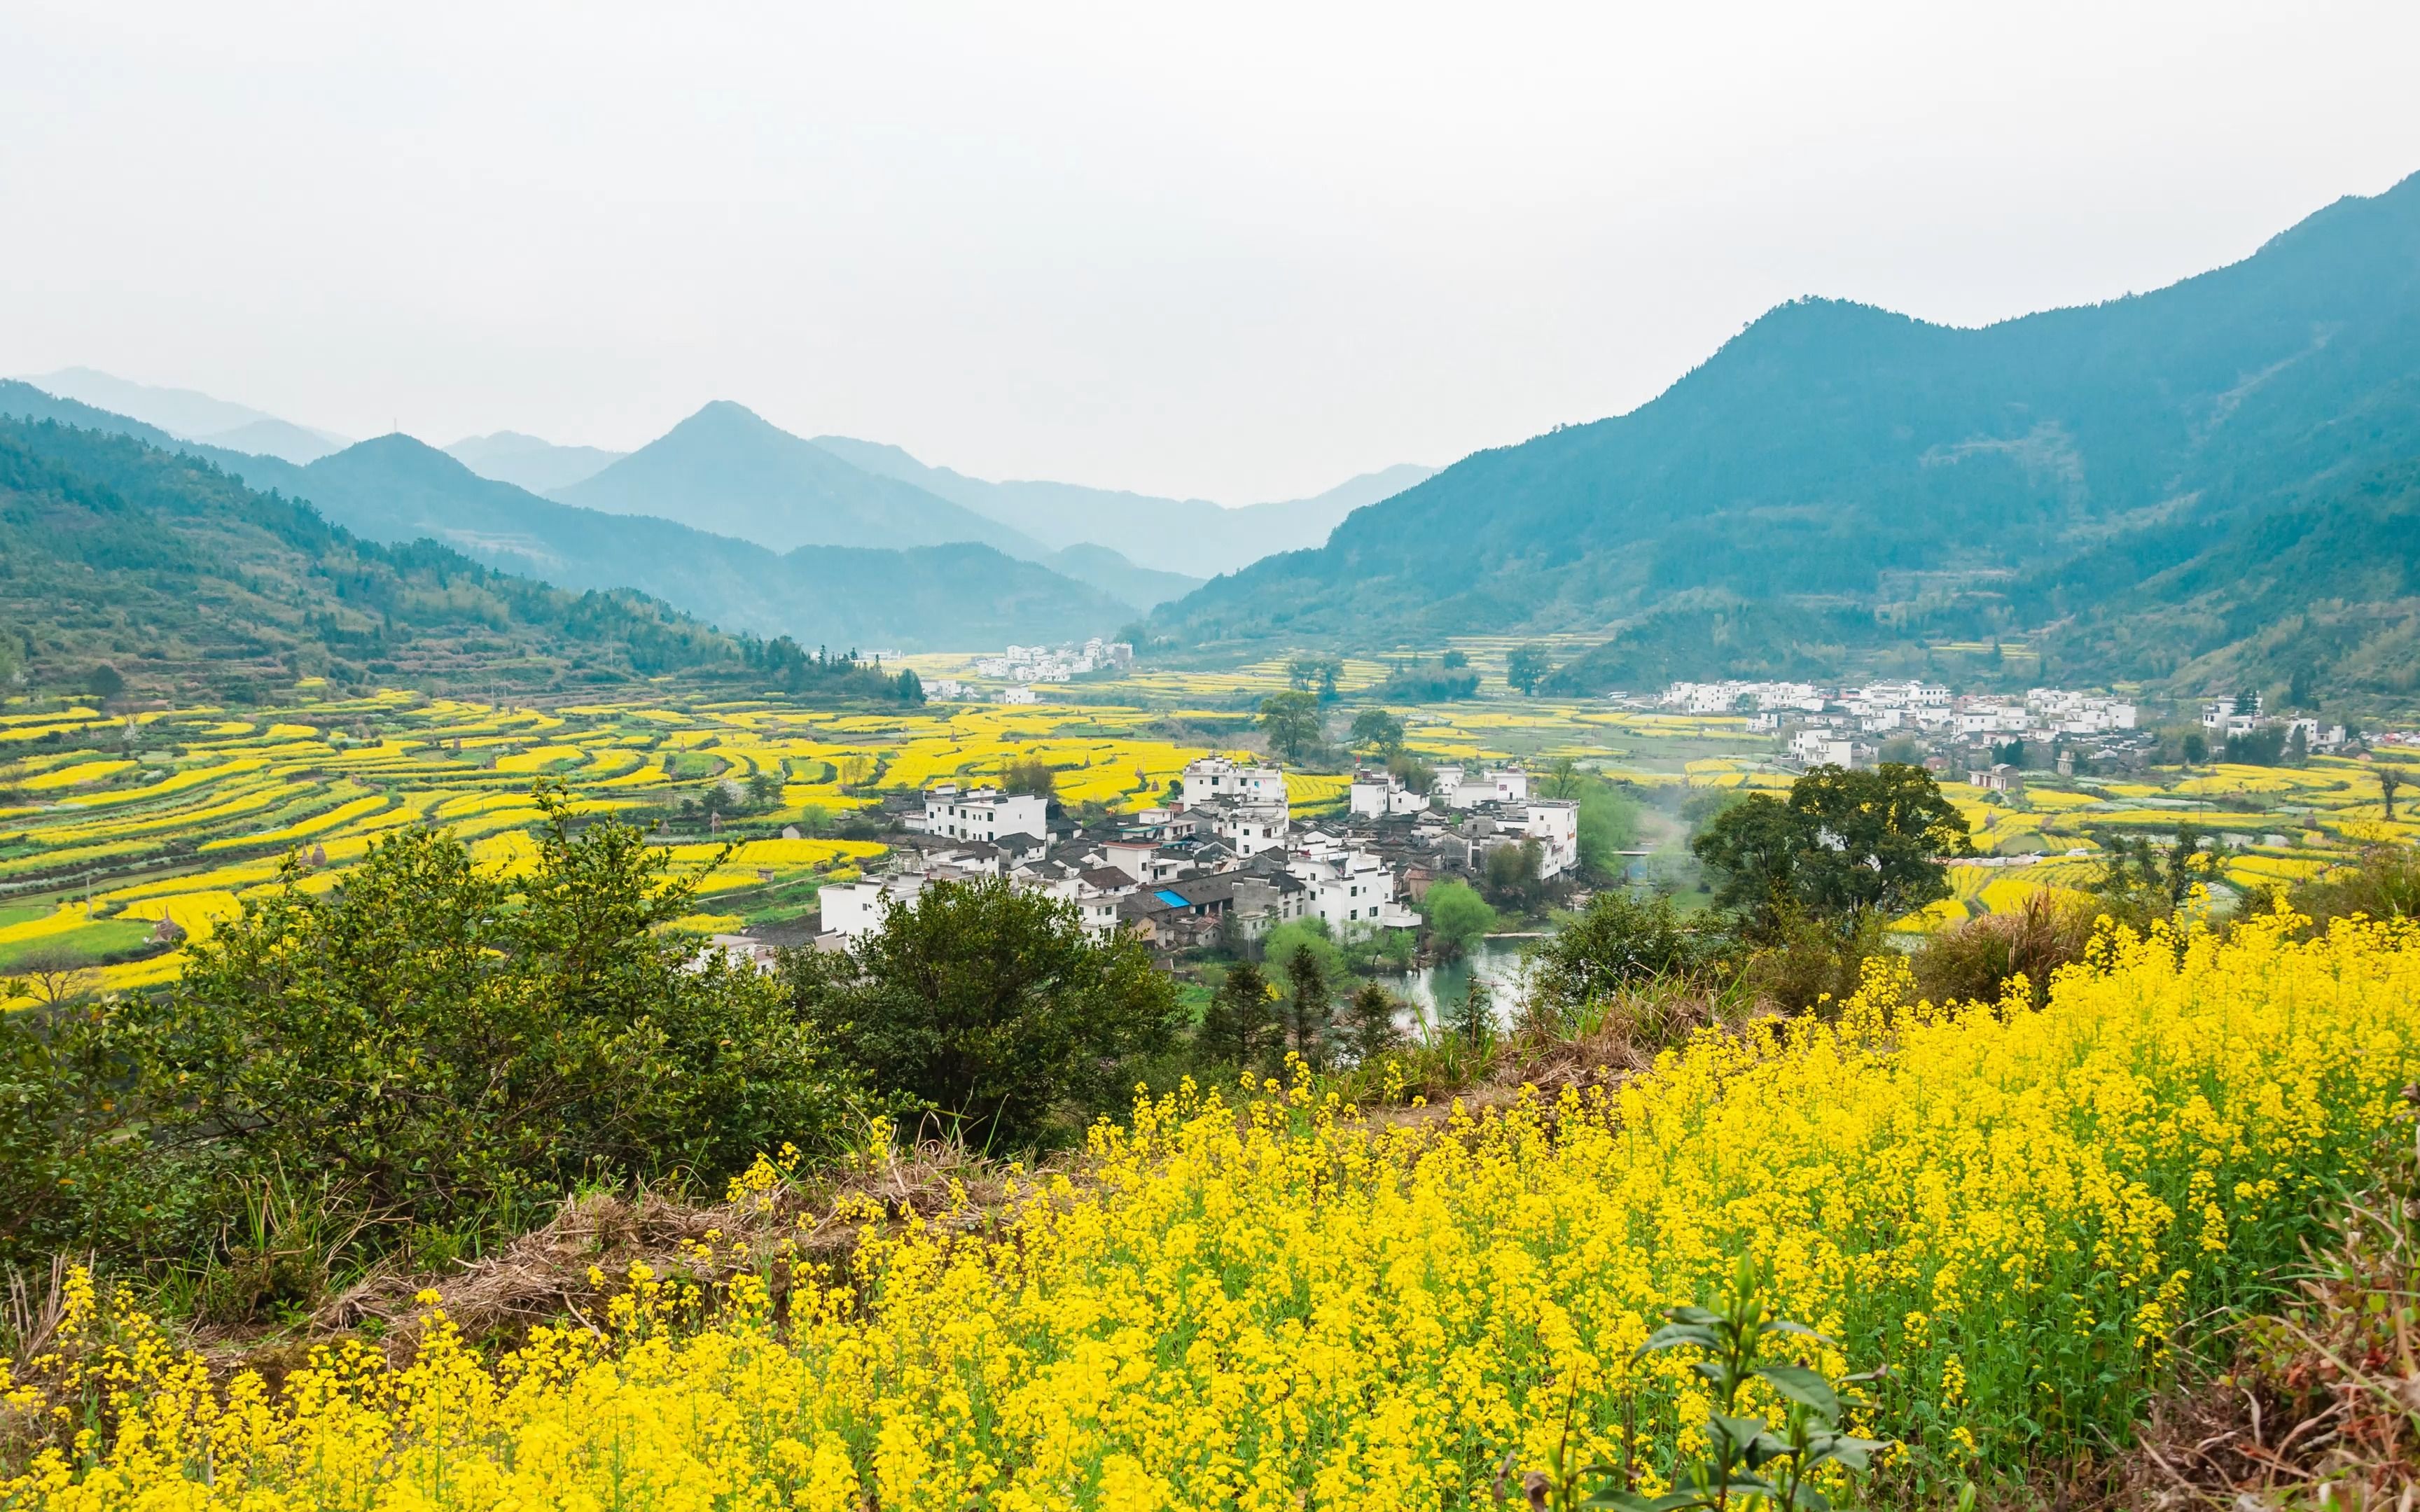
[0,417,739,701]
[1155,172,2420,699]
[0,387,1141,647]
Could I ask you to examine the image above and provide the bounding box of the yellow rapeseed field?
[8,911,2416,1508]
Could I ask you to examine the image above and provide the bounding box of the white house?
[1789,731,1855,766]
[919,785,1048,843]
[1181,755,1288,808]
[1436,764,1530,809]
[1208,803,1291,857]
[1520,799,1580,878]
[1288,846,1416,934]
[820,873,930,940]
[1349,768,1430,818]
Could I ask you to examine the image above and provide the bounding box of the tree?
[1506,643,1552,695]
[1528,891,1723,1019]
[2181,730,2208,766]
[1002,757,1057,798]
[747,769,784,807]
[786,877,1179,1149]
[895,667,925,704]
[1340,982,1405,1063]
[2384,765,2405,822]
[1350,707,1405,756]
[1280,944,1334,1069]
[1543,755,1585,799]
[1386,752,1436,794]
[8,946,95,1007]
[1258,691,1322,764]
[132,783,851,1253]
[1576,783,1642,883]
[1420,878,1497,960]
[1441,650,1469,670]
[1482,836,1547,911]
[1442,976,1492,1049]
[1197,960,1276,1070]
[87,663,125,701]
[1691,764,1970,937]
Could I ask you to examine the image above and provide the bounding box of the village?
[772,754,1581,960]
[1653,677,2353,785]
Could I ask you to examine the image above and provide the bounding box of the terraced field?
[5,676,2409,1002]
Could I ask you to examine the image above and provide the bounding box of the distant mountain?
[1041,543,1204,612]
[20,368,350,462]
[0,386,1127,648]
[446,430,627,493]
[810,435,1434,576]
[293,436,1124,648]
[554,401,1045,559]
[1155,171,2420,704]
[197,416,345,463]
[0,415,734,701]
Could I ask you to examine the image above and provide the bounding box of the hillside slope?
[0,388,1135,648]
[554,401,1045,558]
[1154,172,2420,698]
[813,433,1432,576]
[0,417,734,701]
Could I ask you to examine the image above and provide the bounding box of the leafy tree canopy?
[1691,763,1970,936]
[784,877,1181,1150]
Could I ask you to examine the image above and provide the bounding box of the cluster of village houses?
[1655,678,2346,785]
[925,639,1136,703]
[772,755,1579,958]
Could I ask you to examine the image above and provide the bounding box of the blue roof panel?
[1153,888,1190,908]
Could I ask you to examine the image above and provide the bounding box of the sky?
[4,3,2419,504]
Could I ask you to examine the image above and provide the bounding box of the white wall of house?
[821,874,928,940]
[1181,757,1288,808]
[922,788,1048,842]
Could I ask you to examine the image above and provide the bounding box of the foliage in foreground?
[0,787,854,1276]
[5,911,2417,1508]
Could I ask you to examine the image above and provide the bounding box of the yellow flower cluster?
[8,911,2419,1509]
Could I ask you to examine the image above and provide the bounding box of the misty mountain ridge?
[0,414,736,701]
[1152,169,2420,702]
[809,433,1434,576]
[446,430,627,493]
[21,366,351,463]
[549,400,1048,559]
[0,383,1138,649]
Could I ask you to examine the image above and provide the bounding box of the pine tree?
[1282,948,1333,1069]
[1198,960,1275,1070]
[1340,982,1405,1065]
[1444,976,1494,1050]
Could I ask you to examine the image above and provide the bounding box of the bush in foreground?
[6,909,2418,1507]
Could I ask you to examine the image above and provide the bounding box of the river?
[1392,935,1538,1035]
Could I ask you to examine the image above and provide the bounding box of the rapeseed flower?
[7,908,2417,1508]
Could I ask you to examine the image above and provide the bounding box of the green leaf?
[1758,1317,1835,1345]
[1755,1364,1840,1417]
[1579,1492,1707,1512]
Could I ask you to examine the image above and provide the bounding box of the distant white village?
[1648,678,2349,783]
[925,639,1134,703]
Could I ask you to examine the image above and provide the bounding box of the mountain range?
[0,414,739,701]
[805,437,1435,577]
[22,368,354,463]
[0,383,1146,652]
[1153,170,2420,704]
[6,372,1438,625]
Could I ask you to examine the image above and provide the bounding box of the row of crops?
[7,680,2412,1000]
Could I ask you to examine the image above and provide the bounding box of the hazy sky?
[5,3,2418,502]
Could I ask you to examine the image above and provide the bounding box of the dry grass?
[302,1129,1050,1363]
[2003,1110,2420,1510]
